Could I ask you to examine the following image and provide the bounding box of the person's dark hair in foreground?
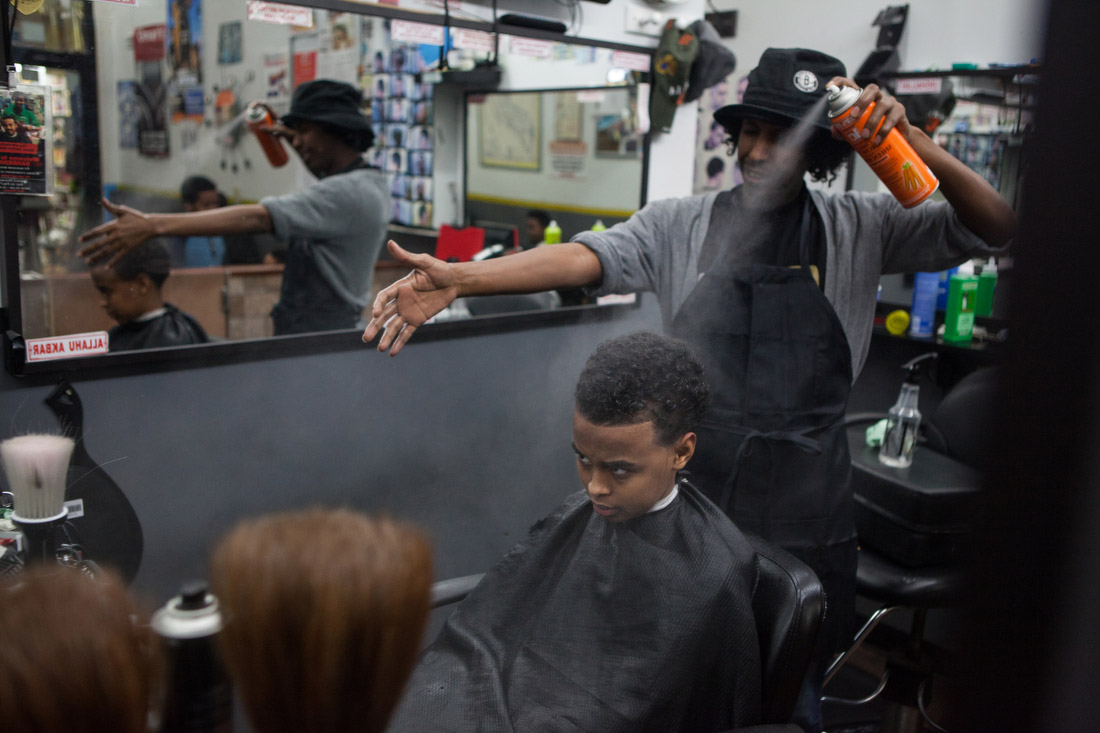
[387,331,763,732]
[575,330,709,444]
[210,508,433,733]
[91,240,209,351]
[0,566,157,733]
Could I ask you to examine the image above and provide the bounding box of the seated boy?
[388,331,762,732]
[90,240,209,352]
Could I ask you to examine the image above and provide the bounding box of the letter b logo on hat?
[793,70,819,93]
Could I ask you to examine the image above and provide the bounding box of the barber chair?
[429,533,823,733]
[823,368,997,732]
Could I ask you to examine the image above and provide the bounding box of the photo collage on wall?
[288,14,436,229]
[365,34,435,229]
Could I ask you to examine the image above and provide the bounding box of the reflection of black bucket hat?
[714,48,846,135]
[280,79,372,136]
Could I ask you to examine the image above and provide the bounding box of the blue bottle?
[909,272,939,338]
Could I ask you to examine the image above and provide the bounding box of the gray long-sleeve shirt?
[575,189,1004,380]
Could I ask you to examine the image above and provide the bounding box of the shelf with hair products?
[867,65,1036,332]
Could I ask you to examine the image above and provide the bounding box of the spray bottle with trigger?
[879,352,938,468]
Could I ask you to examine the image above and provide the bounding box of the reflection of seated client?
[387,332,762,732]
[79,80,390,336]
[91,240,209,352]
[0,114,30,143]
[177,175,226,267]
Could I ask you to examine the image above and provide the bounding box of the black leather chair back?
[746,534,825,724]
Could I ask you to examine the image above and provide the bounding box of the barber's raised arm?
[78,198,273,267]
[363,239,603,356]
[827,78,1018,247]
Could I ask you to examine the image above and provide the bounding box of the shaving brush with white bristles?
[1,434,76,564]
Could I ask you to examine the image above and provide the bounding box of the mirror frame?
[0,0,653,378]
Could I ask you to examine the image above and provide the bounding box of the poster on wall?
[136,63,170,158]
[0,84,52,196]
[167,0,204,122]
[478,93,540,170]
[694,75,740,193]
[264,53,290,101]
[218,21,243,65]
[118,80,139,149]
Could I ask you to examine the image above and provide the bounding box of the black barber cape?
[387,482,762,733]
[107,304,209,352]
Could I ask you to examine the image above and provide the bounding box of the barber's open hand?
[77,198,157,267]
[363,240,459,356]
[827,77,911,147]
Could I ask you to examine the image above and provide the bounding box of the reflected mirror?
[2,0,651,370]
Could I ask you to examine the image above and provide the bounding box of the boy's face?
[91,267,151,325]
[572,411,695,523]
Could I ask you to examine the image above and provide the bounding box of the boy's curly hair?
[574,331,710,445]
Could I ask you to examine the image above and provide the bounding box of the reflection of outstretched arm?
[78,198,272,267]
[364,239,602,356]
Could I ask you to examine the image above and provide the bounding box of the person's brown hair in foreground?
[209,508,434,733]
[0,566,158,733]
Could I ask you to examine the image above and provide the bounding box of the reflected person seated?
[79,80,390,336]
[91,240,209,352]
[387,332,762,732]
[175,175,226,267]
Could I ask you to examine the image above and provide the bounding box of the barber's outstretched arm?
[78,198,273,267]
[363,239,603,356]
[828,77,1018,247]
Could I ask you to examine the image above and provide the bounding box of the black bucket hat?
[280,79,372,136]
[714,48,846,135]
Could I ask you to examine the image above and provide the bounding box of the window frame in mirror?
[0,0,653,378]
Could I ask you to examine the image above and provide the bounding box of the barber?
[79,79,390,335]
[364,48,1015,731]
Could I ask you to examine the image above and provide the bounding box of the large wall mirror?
[0,0,652,374]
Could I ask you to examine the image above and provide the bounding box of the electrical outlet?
[625,4,666,37]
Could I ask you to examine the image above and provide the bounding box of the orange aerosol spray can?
[826,83,938,208]
[245,103,289,168]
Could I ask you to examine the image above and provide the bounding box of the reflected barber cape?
[388,483,761,733]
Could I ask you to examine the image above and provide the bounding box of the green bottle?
[976,258,997,317]
[544,219,561,244]
[590,219,607,233]
[943,263,979,343]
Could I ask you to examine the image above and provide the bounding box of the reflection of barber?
[79,80,390,336]
[0,115,30,143]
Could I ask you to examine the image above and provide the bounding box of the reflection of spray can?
[826,84,938,208]
[245,104,289,168]
[152,581,233,733]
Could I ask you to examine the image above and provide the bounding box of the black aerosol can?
[152,580,233,733]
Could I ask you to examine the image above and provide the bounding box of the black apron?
[671,191,857,656]
[270,161,367,336]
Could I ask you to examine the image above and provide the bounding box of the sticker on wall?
[247,1,313,28]
[26,332,109,363]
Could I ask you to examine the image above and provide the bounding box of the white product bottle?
[879,353,937,468]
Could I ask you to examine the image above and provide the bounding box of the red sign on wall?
[134,24,166,62]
